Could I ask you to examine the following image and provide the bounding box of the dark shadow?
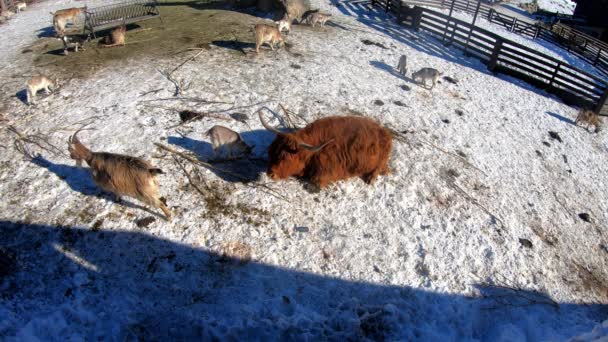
[1,220,606,340]
[370,60,416,84]
[158,0,282,20]
[36,26,57,38]
[167,131,274,183]
[211,40,255,54]
[30,155,164,218]
[46,48,67,56]
[15,89,28,105]
[546,111,576,125]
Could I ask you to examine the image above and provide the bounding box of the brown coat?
[260,113,392,188]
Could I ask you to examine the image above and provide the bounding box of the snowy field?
[506,0,577,15]
[0,0,607,340]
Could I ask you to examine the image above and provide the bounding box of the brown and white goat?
[206,125,252,159]
[99,25,126,48]
[67,131,172,220]
[575,109,601,133]
[26,76,55,105]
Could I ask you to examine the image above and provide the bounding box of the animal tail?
[149,168,164,175]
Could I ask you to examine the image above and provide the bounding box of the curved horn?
[298,138,334,153]
[258,107,286,136]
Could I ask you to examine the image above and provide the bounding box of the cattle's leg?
[363,169,381,185]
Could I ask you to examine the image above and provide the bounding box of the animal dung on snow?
[259,109,392,188]
[67,130,172,220]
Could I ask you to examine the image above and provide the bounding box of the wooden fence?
[369,3,608,111]
[374,0,608,76]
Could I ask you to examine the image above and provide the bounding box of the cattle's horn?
[258,108,286,136]
[299,139,334,153]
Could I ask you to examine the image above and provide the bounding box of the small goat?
[99,25,126,48]
[67,130,172,220]
[412,68,443,90]
[16,2,26,13]
[309,12,331,27]
[276,16,292,34]
[575,109,601,133]
[254,24,284,53]
[60,35,88,55]
[52,7,86,36]
[206,125,252,159]
[397,55,407,76]
[26,76,55,105]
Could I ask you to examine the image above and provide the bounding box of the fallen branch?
[154,143,287,201]
[7,126,66,158]
[447,180,505,231]
[139,88,164,97]
[158,69,192,97]
[416,135,486,176]
[139,97,233,105]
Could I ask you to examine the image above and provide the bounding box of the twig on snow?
[154,143,287,201]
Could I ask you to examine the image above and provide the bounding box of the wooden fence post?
[510,17,517,32]
[595,88,608,115]
[594,48,602,66]
[385,0,390,13]
[534,24,540,39]
[488,38,503,71]
[412,6,423,31]
[549,62,561,86]
[488,8,493,22]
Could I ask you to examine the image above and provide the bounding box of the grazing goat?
[276,16,292,34]
[282,0,311,23]
[397,55,407,76]
[254,24,284,53]
[99,25,126,48]
[412,68,442,90]
[67,130,172,220]
[259,110,392,188]
[575,109,601,133]
[16,2,26,13]
[206,125,252,159]
[52,7,85,36]
[26,76,55,105]
[309,12,331,27]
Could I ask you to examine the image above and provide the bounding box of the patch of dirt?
[25,3,262,80]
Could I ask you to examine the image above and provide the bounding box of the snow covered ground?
[0,0,607,340]
[506,0,577,15]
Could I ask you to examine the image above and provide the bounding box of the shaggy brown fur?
[52,7,85,36]
[254,24,284,53]
[575,109,601,133]
[67,131,171,220]
[99,25,126,48]
[260,112,393,188]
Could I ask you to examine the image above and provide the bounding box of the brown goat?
[67,131,171,220]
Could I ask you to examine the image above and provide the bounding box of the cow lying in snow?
[259,110,392,188]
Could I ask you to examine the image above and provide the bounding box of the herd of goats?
[15,1,602,221]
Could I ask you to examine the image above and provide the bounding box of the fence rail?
[370,2,608,112]
[380,0,608,76]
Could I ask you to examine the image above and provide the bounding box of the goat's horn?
[258,107,286,136]
[298,138,334,152]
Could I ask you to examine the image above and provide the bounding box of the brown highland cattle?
[259,110,392,188]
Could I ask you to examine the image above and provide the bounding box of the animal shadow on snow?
[212,40,255,54]
[15,89,29,105]
[30,155,163,218]
[1,220,606,340]
[545,111,576,125]
[370,60,416,84]
[168,130,275,183]
[36,26,57,38]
